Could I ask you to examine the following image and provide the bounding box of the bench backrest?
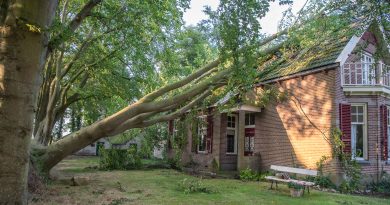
[270,165,317,176]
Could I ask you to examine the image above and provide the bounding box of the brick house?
[173,23,390,182]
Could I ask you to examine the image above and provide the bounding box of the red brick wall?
[255,70,338,172]
[336,38,390,178]
[219,113,238,170]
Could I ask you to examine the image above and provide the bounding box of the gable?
[258,21,390,83]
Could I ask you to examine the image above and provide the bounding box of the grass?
[31,156,390,205]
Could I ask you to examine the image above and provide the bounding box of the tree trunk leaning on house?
[0,1,58,204]
[35,34,286,173]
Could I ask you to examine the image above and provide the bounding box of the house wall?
[253,70,338,174]
[335,32,390,180]
[181,113,222,171]
[75,138,110,156]
[219,113,238,171]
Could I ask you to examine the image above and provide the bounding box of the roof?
[258,36,351,82]
[255,20,373,82]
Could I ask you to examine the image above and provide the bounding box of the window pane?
[358,106,363,113]
[244,136,250,152]
[245,113,255,126]
[352,115,357,122]
[227,135,235,153]
[357,115,363,123]
[355,124,364,158]
[250,137,255,151]
[198,134,206,151]
[250,114,255,125]
[352,106,357,113]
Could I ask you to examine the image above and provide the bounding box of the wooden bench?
[265,165,317,194]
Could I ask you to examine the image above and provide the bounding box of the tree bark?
[35,29,286,173]
[0,1,57,204]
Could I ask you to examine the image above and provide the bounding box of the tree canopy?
[0,0,389,203]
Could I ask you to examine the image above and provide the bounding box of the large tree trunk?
[0,1,57,203]
[34,31,285,174]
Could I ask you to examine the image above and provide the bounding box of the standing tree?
[0,1,58,203]
[0,0,388,204]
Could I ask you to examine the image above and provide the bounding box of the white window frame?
[351,103,368,160]
[226,114,238,155]
[244,113,255,154]
[361,52,375,85]
[245,113,256,128]
[197,115,207,153]
[387,106,390,161]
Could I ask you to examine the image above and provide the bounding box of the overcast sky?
[183,0,307,34]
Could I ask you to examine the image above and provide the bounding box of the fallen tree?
[34,34,286,173]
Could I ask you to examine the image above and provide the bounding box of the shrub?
[177,178,216,194]
[239,168,257,181]
[99,147,142,170]
[239,168,268,182]
[167,152,182,170]
[288,182,304,190]
[211,158,219,173]
[369,173,390,194]
[314,175,336,189]
[330,128,362,192]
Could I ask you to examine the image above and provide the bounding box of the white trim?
[197,115,208,153]
[231,104,261,113]
[336,35,361,66]
[245,125,255,128]
[342,85,390,96]
[351,103,368,160]
[226,114,238,155]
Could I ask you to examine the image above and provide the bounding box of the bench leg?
[270,181,274,189]
[275,181,278,189]
[307,186,310,194]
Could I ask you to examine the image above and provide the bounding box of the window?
[197,116,207,153]
[388,107,390,160]
[244,136,254,153]
[351,104,367,160]
[227,135,235,153]
[361,52,375,84]
[245,113,255,155]
[245,113,255,127]
[226,115,237,154]
[227,115,236,129]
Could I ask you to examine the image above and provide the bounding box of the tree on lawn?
[0,0,389,204]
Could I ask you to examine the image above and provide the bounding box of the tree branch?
[48,0,103,52]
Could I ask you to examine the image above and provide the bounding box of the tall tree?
[0,1,58,203]
[1,0,389,203]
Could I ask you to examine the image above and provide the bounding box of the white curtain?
[351,124,356,157]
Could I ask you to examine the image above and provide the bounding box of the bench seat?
[265,176,315,186]
[265,165,317,194]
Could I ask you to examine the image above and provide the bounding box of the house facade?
[178,24,390,182]
[75,137,141,156]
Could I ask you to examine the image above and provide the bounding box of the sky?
[183,0,307,34]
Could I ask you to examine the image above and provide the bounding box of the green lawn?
[32,156,390,205]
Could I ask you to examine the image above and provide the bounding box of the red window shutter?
[380,105,388,160]
[339,104,351,153]
[206,111,213,153]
